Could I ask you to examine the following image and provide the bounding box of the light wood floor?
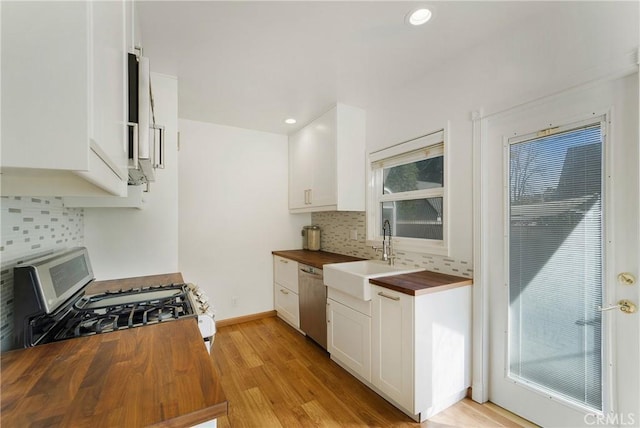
[212,316,537,427]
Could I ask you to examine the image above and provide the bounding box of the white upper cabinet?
[288,104,365,213]
[1,1,127,197]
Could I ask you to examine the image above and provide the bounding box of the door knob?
[598,300,637,314]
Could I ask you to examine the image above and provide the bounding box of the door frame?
[471,60,639,406]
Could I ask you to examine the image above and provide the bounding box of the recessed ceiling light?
[407,8,432,26]
[284,118,297,125]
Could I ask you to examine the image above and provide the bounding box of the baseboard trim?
[215,310,277,328]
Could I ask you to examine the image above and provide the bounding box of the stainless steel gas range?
[12,247,216,353]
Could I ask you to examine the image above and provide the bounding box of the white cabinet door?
[289,110,334,210]
[274,256,298,293]
[1,1,127,196]
[274,284,299,328]
[288,130,313,209]
[90,0,127,180]
[2,1,88,170]
[371,285,414,411]
[308,107,336,208]
[288,104,364,213]
[327,298,371,381]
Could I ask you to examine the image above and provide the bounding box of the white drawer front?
[274,284,299,328]
[274,256,299,293]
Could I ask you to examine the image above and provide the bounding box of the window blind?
[508,123,603,411]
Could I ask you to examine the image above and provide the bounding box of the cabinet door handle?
[303,189,313,205]
[378,292,400,301]
[279,288,289,295]
[151,124,165,169]
[308,189,312,205]
[279,259,288,264]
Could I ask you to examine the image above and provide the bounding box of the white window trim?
[366,127,450,256]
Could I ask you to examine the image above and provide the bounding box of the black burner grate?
[50,283,196,341]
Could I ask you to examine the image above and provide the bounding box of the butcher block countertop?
[370,270,472,296]
[272,249,363,269]
[1,273,228,428]
[273,250,472,296]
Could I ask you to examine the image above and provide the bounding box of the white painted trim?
[471,109,489,403]
[366,124,450,256]
[601,109,617,416]
[369,130,444,160]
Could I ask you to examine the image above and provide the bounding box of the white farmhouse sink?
[323,260,424,300]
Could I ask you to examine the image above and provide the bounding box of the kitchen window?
[367,129,448,255]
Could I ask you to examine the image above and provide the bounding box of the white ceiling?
[137,1,577,135]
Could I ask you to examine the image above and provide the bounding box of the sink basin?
[323,260,424,300]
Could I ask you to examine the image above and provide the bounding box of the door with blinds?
[484,74,639,427]
[508,119,606,412]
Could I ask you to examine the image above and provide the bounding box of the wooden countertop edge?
[370,277,473,296]
[272,249,364,269]
[148,401,229,428]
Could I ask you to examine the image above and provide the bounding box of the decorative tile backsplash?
[311,211,473,278]
[0,197,84,351]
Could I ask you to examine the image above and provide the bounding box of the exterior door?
[482,74,639,427]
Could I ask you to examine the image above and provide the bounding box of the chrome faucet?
[372,220,395,265]
[383,219,393,264]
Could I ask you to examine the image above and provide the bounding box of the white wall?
[364,1,638,266]
[178,119,310,321]
[84,73,179,279]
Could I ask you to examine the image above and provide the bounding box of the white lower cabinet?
[371,286,414,411]
[327,297,371,382]
[370,284,472,421]
[273,256,300,328]
[326,283,472,422]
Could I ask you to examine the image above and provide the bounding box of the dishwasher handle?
[299,266,323,278]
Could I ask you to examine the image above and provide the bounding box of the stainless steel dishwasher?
[298,264,327,350]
